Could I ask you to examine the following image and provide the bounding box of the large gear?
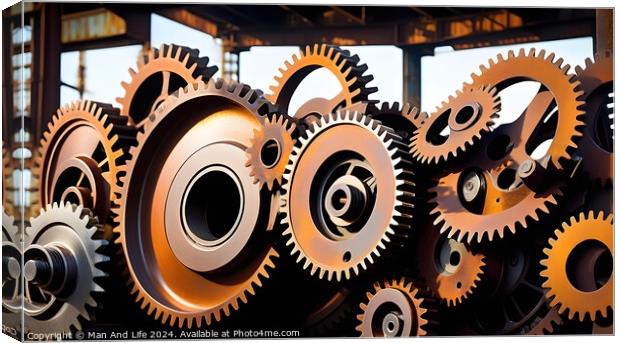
[114,79,279,328]
[280,110,415,281]
[117,44,218,127]
[540,211,613,322]
[410,85,500,165]
[574,50,613,185]
[267,44,377,123]
[415,224,485,306]
[245,113,297,190]
[34,100,135,224]
[355,278,434,337]
[23,202,108,334]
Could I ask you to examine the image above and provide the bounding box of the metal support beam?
[330,6,365,25]
[402,46,433,109]
[595,9,613,54]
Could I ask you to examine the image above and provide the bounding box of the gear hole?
[486,134,513,160]
[566,239,612,292]
[343,251,352,262]
[260,139,281,169]
[450,251,461,266]
[426,109,451,145]
[331,189,348,211]
[496,168,517,190]
[455,105,476,125]
[456,281,462,289]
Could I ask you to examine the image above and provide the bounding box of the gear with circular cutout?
[355,278,434,337]
[540,211,613,322]
[117,44,218,127]
[114,79,279,328]
[280,110,415,281]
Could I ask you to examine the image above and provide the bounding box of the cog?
[34,100,135,224]
[245,113,297,190]
[410,85,500,165]
[367,102,428,140]
[280,110,415,281]
[415,224,485,306]
[2,208,22,315]
[574,50,613,185]
[540,211,613,322]
[356,278,434,337]
[117,44,218,127]
[267,44,377,123]
[23,202,108,334]
[521,305,563,335]
[114,79,279,328]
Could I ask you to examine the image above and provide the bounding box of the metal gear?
[574,50,613,185]
[355,278,433,337]
[245,113,297,190]
[410,85,500,165]
[464,48,586,171]
[367,102,428,141]
[23,202,108,334]
[415,224,485,306]
[540,211,613,322]
[521,305,563,335]
[34,100,135,224]
[117,44,218,127]
[267,44,377,123]
[280,110,415,281]
[114,79,279,328]
[2,208,22,315]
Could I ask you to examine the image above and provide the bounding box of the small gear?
[521,305,563,335]
[304,288,355,335]
[574,50,613,185]
[410,85,500,165]
[23,202,108,334]
[267,44,377,122]
[245,114,297,190]
[114,79,279,328]
[415,224,485,306]
[367,102,428,140]
[117,44,218,127]
[2,208,22,315]
[540,211,613,322]
[34,100,135,224]
[280,110,415,281]
[356,278,434,337]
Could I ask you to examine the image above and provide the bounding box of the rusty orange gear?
[540,211,613,322]
[410,85,500,165]
[356,278,433,337]
[245,114,297,190]
[114,79,280,328]
[416,225,485,306]
[280,110,415,281]
[574,50,613,184]
[117,44,218,127]
[267,44,377,122]
[34,100,135,223]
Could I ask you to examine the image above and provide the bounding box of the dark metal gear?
[34,100,135,224]
[267,44,377,123]
[117,44,218,127]
[23,202,108,334]
[114,79,279,328]
[520,305,563,335]
[574,50,613,185]
[367,102,428,141]
[356,278,434,337]
[415,224,485,306]
[410,85,500,165]
[540,211,613,322]
[245,114,297,190]
[280,110,415,281]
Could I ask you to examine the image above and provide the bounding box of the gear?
[415,224,485,306]
[114,79,279,328]
[521,305,563,335]
[304,288,355,335]
[574,50,613,185]
[34,100,135,224]
[280,110,415,281]
[355,278,433,337]
[23,202,108,334]
[464,48,585,171]
[410,85,500,165]
[117,44,218,127]
[2,208,22,315]
[367,102,428,140]
[540,211,613,322]
[245,114,297,190]
[267,44,377,123]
